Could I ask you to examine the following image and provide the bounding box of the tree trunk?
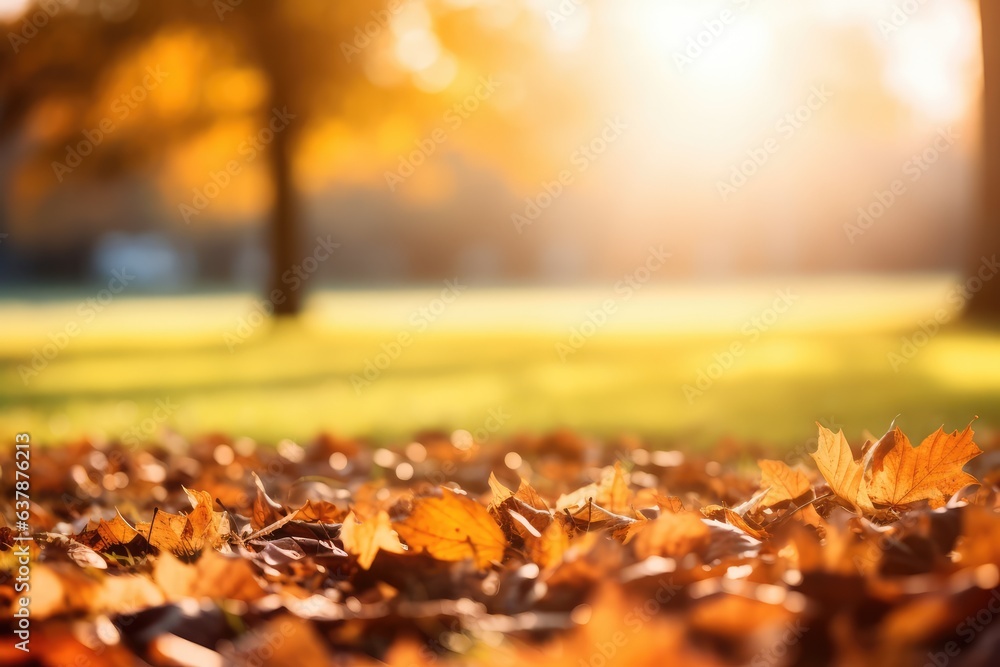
[967,0,1000,320]
[267,105,302,317]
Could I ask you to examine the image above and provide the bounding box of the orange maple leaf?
[867,424,982,508]
[394,487,506,569]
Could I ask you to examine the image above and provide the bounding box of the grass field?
[2,275,999,449]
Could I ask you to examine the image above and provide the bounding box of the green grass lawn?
[2,276,999,449]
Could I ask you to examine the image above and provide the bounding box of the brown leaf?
[514,478,550,512]
[136,488,228,558]
[654,494,685,513]
[252,471,286,530]
[701,506,768,540]
[75,510,147,559]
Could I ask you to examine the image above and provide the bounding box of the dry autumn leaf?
[598,461,631,514]
[867,424,982,509]
[625,510,711,560]
[135,488,229,558]
[340,510,405,569]
[6,418,998,667]
[393,487,506,569]
[76,510,146,558]
[758,459,811,507]
[810,424,874,513]
[524,520,570,569]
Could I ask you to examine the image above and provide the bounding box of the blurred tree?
[0,1,357,315]
[0,0,550,314]
[970,0,1000,320]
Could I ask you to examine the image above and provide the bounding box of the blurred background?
[0,0,997,449]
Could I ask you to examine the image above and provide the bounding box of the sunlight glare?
[881,0,980,121]
[0,0,29,20]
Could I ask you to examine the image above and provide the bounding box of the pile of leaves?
[3,422,1000,666]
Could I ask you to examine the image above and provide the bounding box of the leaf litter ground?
[2,422,1000,666]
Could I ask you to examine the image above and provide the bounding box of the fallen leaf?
[867,425,982,508]
[394,487,505,569]
[701,506,767,540]
[135,489,228,558]
[810,424,874,513]
[252,471,286,530]
[341,510,405,569]
[626,511,711,560]
[598,462,631,514]
[758,459,810,507]
[654,494,685,513]
[75,511,147,559]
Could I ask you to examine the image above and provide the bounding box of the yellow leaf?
[341,510,404,569]
[525,520,569,569]
[867,425,982,508]
[810,424,873,513]
[758,459,811,507]
[598,462,631,514]
[394,488,505,569]
[488,472,514,509]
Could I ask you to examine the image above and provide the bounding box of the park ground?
[2,274,999,450]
